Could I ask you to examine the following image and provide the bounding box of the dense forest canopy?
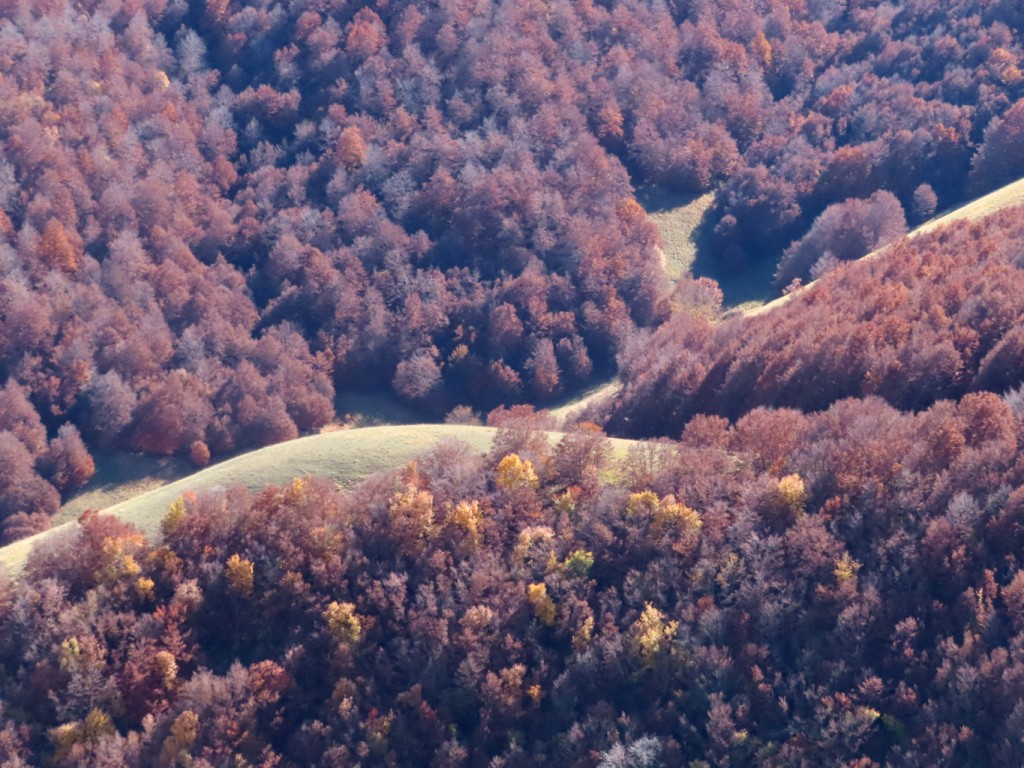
[2,0,1024,538]
[2,395,1024,765]
[605,209,1024,436]
[4,0,1024,764]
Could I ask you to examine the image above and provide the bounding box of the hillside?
[52,388,429,524]
[5,0,1024,764]
[4,0,1024,546]
[4,388,1024,765]
[0,424,638,576]
[39,173,1024,551]
[741,175,1024,319]
[607,202,1024,436]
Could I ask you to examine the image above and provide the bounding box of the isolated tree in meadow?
[443,405,482,426]
[189,440,211,468]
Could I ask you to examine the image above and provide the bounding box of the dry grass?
[912,177,1024,237]
[51,390,428,525]
[637,187,716,281]
[549,378,622,426]
[638,186,778,308]
[334,389,423,426]
[54,450,194,525]
[0,425,640,576]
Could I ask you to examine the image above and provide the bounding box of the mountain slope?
[740,176,1024,319]
[607,199,1024,436]
[0,425,638,575]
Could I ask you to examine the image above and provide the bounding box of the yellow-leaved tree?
[629,603,678,669]
[225,554,254,597]
[496,454,540,491]
[387,484,436,557]
[324,601,363,644]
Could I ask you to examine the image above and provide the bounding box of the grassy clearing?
[1,425,640,576]
[641,176,1024,318]
[334,389,423,426]
[46,381,624,560]
[638,188,717,283]
[54,450,194,526]
[53,389,427,524]
[637,185,778,309]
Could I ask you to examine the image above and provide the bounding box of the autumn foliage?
[0,394,1020,764]
[1,0,1024,536]
[609,208,1024,437]
[2,0,1024,760]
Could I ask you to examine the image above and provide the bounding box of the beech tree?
[775,191,908,287]
[971,98,1024,193]
[39,424,95,493]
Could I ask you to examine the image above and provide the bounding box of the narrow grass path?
[549,378,622,425]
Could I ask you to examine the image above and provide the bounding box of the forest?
[3,0,1024,764]
[3,0,1024,535]
[3,398,1024,765]
[605,208,1024,436]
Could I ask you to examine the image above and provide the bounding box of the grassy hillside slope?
[740,176,1024,318]
[55,390,428,524]
[0,425,639,575]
